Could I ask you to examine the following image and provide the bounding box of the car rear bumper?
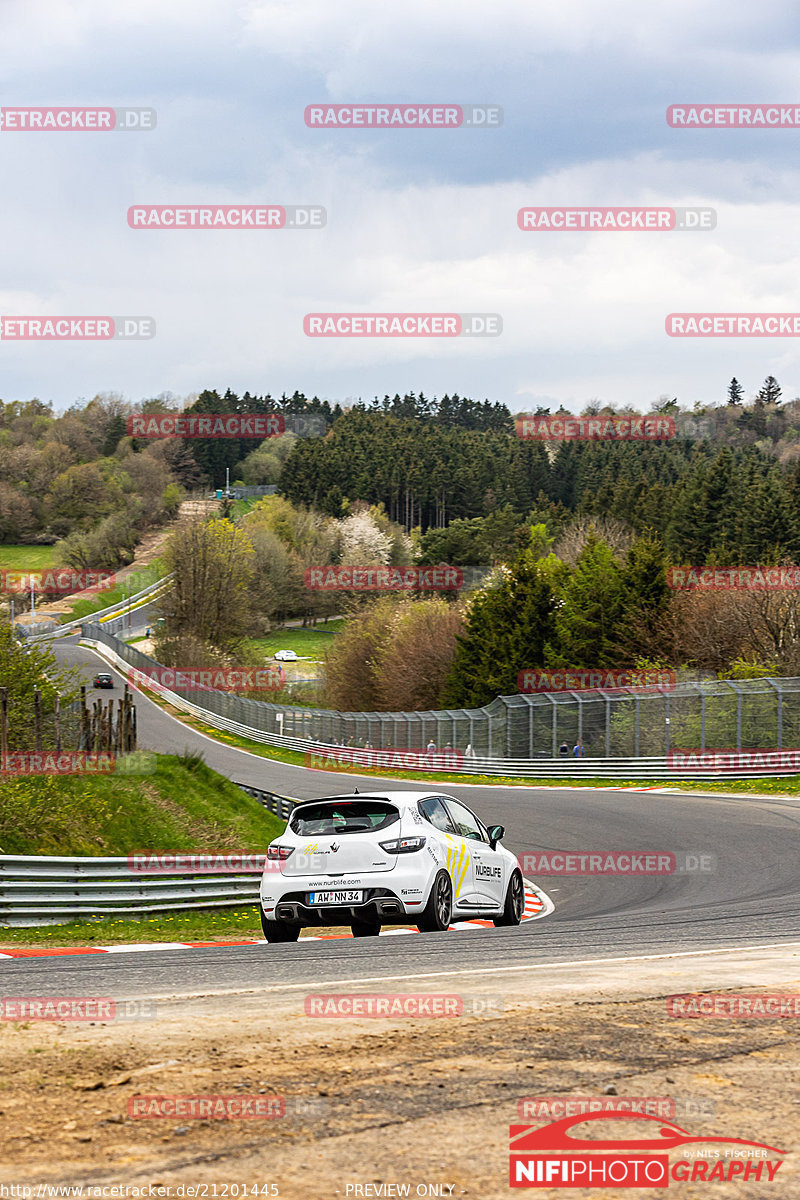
[261,878,427,926]
[274,889,408,925]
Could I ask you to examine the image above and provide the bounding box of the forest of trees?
[7,377,800,710]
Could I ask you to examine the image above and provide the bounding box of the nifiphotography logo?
[509,1111,785,1187]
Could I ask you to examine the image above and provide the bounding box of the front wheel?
[417,870,452,932]
[261,908,301,943]
[493,870,524,927]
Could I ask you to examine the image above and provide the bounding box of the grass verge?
[0,906,274,947]
[0,545,56,569]
[246,618,344,661]
[0,752,284,856]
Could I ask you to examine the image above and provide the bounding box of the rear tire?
[261,908,301,943]
[417,870,452,933]
[351,913,381,937]
[493,870,524,927]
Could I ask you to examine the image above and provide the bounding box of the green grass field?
[0,545,56,569]
[247,618,345,661]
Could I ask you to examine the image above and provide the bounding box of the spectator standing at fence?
[573,740,586,758]
[559,741,570,757]
[426,738,436,753]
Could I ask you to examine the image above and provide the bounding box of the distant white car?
[259,789,524,943]
[273,649,298,661]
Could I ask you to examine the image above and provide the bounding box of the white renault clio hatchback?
[259,790,524,942]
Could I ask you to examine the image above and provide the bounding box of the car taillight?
[379,836,426,854]
[267,845,294,860]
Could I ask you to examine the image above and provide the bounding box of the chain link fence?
[82,625,800,758]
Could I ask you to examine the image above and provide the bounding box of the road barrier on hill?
[76,626,800,778]
[24,575,173,643]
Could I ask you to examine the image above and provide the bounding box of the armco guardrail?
[0,785,294,928]
[236,784,297,819]
[26,575,173,643]
[0,855,263,927]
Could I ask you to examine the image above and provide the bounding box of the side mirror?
[487,824,505,849]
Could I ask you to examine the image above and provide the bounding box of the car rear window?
[290,800,400,836]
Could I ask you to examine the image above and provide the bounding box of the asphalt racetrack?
[12,634,797,1002]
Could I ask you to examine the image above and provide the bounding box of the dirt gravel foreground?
[0,952,799,1199]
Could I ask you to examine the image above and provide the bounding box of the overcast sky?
[2,0,800,414]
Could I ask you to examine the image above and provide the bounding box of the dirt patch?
[35,500,215,618]
[0,982,797,1196]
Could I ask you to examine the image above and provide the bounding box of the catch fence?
[81,625,800,758]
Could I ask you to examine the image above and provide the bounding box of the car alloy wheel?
[494,869,524,927]
[418,869,452,933]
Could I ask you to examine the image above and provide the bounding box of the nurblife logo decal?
[509,1111,785,1187]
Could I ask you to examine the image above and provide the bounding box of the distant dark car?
[93,673,114,689]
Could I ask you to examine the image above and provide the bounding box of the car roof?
[294,790,451,809]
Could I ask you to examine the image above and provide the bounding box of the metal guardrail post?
[733,683,743,750]
[635,694,640,757]
[768,679,784,749]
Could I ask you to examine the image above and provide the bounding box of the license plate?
[308,889,363,905]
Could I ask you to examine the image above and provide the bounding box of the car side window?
[443,799,489,843]
[418,797,456,833]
